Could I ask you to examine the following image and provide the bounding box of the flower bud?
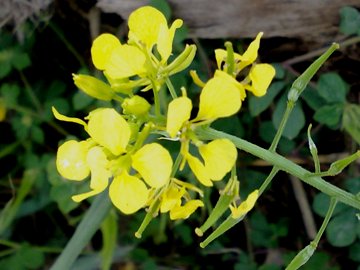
[73,74,115,101]
[122,95,151,116]
[164,44,197,75]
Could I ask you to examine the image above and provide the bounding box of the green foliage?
[339,6,360,36]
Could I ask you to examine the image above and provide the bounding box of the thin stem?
[152,84,161,118]
[171,152,183,178]
[313,197,337,245]
[48,22,86,68]
[166,77,178,99]
[269,101,294,152]
[19,71,42,112]
[197,128,360,210]
[50,191,112,270]
[258,166,279,196]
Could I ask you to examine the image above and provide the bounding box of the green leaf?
[312,193,347,218]
[342,103,360,145]
[31,125,45,144]
[272,94,305,139]
[0,60,12,78]
[0,83,20,106]
[249,81,285,116]
[301,251,340,270]
[349,242,360,262]
[314,104,343,128]
[212,115,244,137]
[326,209,358,247]
[49,183,80,213]
[12,52,31,70]
[72,90,94,111]
[339,6,360,35]
[44,97,70,121]
[317,73,348,103]
[46,80,67,100]
[272,63,286,79]
[100,211,118,270]
[345,177,360,194]
[0,169,38,235]
[259,121,277,143]
[301,85,326,110]
[19,243,45,269]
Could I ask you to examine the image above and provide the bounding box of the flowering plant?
[50,6,360,270]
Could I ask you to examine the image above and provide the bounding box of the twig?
[289,175,317,239]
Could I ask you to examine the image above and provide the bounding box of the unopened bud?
[73,74,115,101]
[122,95,151,116]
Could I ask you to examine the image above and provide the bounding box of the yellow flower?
[166,81,239,186]
[128,6,183,63]
[214,32,275,97]
[166,72,242,135]
[53,107,173,213]
[56,140,112,202]
[186,139,238,186]
[230,189,259,219]
[109,143,173,214]
[52,107,131,156]
[159,181,204,220]
[196,70,244,121]
[169,200,204,220]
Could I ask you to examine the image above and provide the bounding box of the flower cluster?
[54,6,275,239]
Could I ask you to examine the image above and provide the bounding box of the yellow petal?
[52,107,86,127]
[157,19,183,62]
[237,32,263,71]
[87,108,130,155]
[56,140,90,180]
[105,44,146,79]
[166,96,192,138]
[230,189,259,219]
[169,199,204,220]
[215,49,227,69]
[199,139,237,181]
[196,71,242,121]
[87,146,111,190]
[215,49,243,71]
[109,171,149,214]
[186,154,213,186]
[128,6,166,49]
[214,70,246,100]
[248,64,276,97]
[160,185,185,213]
[71,146,111,202]
[132,143,173,188]
[91,33,121,70]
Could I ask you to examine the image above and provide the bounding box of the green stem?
[269,101,294,152]
[50,191,112,270]
[165,77,178,99]
[19,71,42,112]
[48,22,86,68]
[270,43,339,152]
[258,166,280,196]
[313,197,337,245]
[152,84,161,118]
[197,128,360,210]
